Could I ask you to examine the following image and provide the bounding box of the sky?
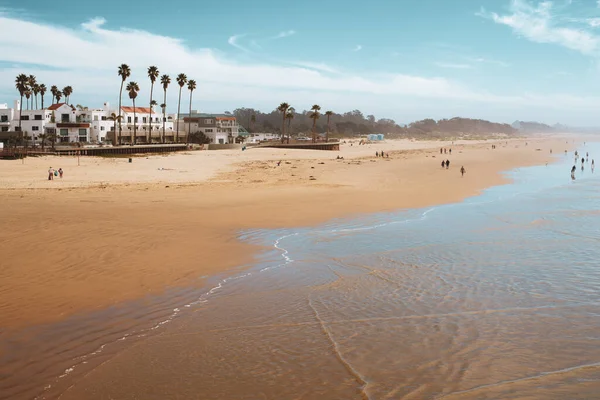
[2,0,600,125]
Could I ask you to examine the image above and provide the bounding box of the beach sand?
[0,137,572,329]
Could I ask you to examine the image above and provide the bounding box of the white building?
[116,106,176,144]
[179,112,241,144]
[244,132,282,143]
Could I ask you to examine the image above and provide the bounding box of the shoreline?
[0,137,575,329]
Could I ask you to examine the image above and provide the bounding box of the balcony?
[56,123,91,128]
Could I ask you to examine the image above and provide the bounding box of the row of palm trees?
[116,64,196,145]
[277,103,333,143]
[14,74,73,132]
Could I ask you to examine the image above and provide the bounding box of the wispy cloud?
[467,57,511,67]
[352,44,363,52]
[434,62,473,69]
[288,61,339,74]
[228,34,249,52]
[478,0,600,56]
[272,30,296,39]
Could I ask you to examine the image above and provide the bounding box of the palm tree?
[175,73,188,143]
[50,85,58,104]
[39,84,47,109]
[147,66,159,140]
[310,104,321,143]
[325,111,333,142]
[32,84,40,110]
[25,90,32,110]
[62,86,73,104]
[118,64,131,145]
[107,113,122,145]
[160,74,171,143]
[148,99,158,143]
[15,74,29,132]
[55,90,62,103]
[186,79,196,144]
[277,102,290,143]
[28,75,36,108]
[126,81,140,145]
[286,108,295,142]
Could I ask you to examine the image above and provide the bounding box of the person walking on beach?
[449,148,452,155]
[460,166,466,177]
[375,151,379,157]
[441,160,445,168]
[440,148,443,154]
[58,168,63,179]
[445,160,450,169]
[48,167,54,181]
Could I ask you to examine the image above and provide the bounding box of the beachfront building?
[244,132,282,143]
[117,106,176,144]
[179,112,241,144]
[0,102,18,133]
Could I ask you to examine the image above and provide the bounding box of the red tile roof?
[47,103,75,111]
[121,106,154,114]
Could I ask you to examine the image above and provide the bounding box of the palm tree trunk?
[118,81,124,145]
[41,94,44,109]
[326,115,330,142]
[187,91,193,144]
[35,95,38,110]
[281,113,286,143]
[18,95,24,132]
[149,82,154,144]
[163,90,167,144]
[133,99,137,145]
[288,119,292,143]
[176,87,182,143]
[51,94,54,105]
[312,119,317,143]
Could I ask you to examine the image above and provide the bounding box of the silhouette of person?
[460,166,466,177]
[445,160,450,169]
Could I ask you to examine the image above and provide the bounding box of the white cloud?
[434,62,473,69]
[1,11,600,123]
[227,34,249,52]
[467,57,511,67]
[479,0,600,56]
[273,30,296,39]
[587,17,600,27]
[352,44,363,52]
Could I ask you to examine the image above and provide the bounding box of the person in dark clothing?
[460,166,466,177]
[445,160,450,169]
[441,160,445,168]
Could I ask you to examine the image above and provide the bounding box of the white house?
[179,112,242,144]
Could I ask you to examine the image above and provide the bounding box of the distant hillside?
[232,107,517,138]
[511,121,555,133]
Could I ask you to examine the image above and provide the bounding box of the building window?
[0,116,8,122]
[134,117,138,123]
[100,126,105,131]
[34,114,42,120]
[60,129,68,136]
[1,127,8,132]
[79,128,87,135]
[61,114,70,122]
[155,117,159,122]
[32,126,39,131]
[127,117,132,123]
[101,116,107,121]
[21,115,29,120]
[205,128,213,132]
[142,117,147,123]
[205,119,212,124]
[94,116,99,121]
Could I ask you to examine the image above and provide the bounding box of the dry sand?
[0,137,573,329]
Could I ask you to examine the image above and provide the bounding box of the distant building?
[179,112,241,144]
[244,132,282,143]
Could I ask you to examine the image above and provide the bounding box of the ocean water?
[3,144,600,399]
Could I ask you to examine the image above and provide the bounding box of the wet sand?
[0,137,569,330]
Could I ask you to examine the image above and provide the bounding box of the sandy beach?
[0,137,572,329]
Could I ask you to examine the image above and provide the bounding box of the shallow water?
[2,144,600,399]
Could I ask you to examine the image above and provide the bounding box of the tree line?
[231,108,517,137]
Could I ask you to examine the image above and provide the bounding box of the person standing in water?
[460,166,466,177]
[592,159,595,173]
[571,165,576,180]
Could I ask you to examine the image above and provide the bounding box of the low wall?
[207,144,243,150]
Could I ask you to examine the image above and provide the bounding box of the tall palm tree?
[175,73,188,143]
[25,90,32,110]
[32,84,40,110]
[325,110,333,142]
[147,66,159,140]
[286,108,295,142]
[39,84,47,109]
[118,64,131,145]
[186,79,197,144]
[50,85,58,104]
[126,81,140,145]
[55,90,62,103]
[28,75,36,108]
[15,74,29,132]
[62,86,73,104]
[107,113,122,145]
[149,99,158,142]
[310,104,321,143]
[160,74,171,143]
[277,102,290,143]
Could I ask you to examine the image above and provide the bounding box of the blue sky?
[2,0,600,125]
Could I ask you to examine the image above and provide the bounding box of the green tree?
[310,104,321,142]
[147,66,159,141]
[25,90,32,110]
[62,86,73,104]
[39,84,47,109]
[325,110,333,142]
[50,85,58,104]
[175,73,188,143]
[286,107,295,142]
[118,64,131,145]
[126,81,140,145]
[186,79,196,144]
[32,84,40,109]
[55,90,62,103]
[160,74,171,143]
[28,75,37,108]
[107,113,122,145]
[277,102,290,143]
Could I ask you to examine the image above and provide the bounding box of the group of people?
[47,167,63,180]
[376,151,388,158]
[571,150,595,180]
[440,148,452,155]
